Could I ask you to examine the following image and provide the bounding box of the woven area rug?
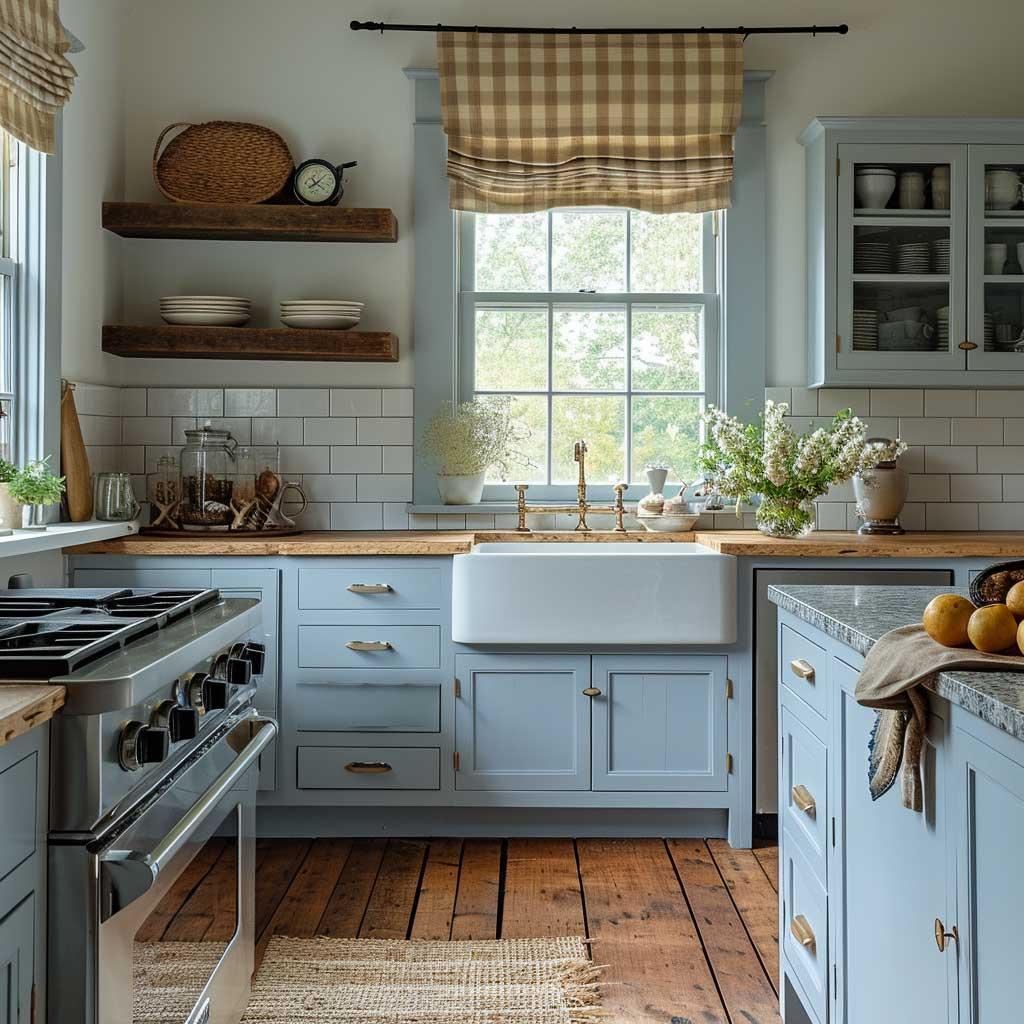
[136,936,605,1024]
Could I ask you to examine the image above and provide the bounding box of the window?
[0,130,15,461]
[458,208,720,499]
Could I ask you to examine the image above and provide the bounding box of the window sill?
[0,519,139,559]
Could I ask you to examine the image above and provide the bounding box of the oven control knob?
[152,699,199,742]
[212,652,251,688]
[231,641,266,676]
[118,721,170,771]
[181,672,228,715]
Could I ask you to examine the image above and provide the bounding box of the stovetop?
[0,587,219,626]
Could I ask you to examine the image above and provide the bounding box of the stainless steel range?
[0,587,277,1024]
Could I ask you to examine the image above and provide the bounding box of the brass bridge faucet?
[515,438,628,533]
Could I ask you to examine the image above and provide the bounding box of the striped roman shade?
[0,0,76,155]
[437,31,744,214]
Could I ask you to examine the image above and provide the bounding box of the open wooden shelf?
[102,202,398,242]
[102,324,399,362]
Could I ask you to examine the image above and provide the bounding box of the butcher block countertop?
[65,529,1024,558]
[0,685,65,745]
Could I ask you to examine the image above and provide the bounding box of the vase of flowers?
[698,401,906,539]
[420,397,528,505]
[8,457,66,530]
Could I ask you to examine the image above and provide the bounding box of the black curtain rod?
[350,20,849,37]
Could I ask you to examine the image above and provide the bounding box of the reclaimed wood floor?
[155,837,781,1024]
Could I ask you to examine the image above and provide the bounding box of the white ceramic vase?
[0,484,23,531]
[436,471,486,505]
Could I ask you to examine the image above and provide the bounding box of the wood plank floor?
[152,837,781,1024]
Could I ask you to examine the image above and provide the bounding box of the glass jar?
[178,426,236,528]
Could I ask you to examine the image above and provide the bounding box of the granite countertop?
[769,584,1024,742]
[0,685,65,745]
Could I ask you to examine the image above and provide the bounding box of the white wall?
[62,0,1024,390]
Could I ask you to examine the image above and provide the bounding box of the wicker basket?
[153,121,294,204]
[969,559,1024,606]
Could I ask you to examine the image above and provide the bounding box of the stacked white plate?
[931,238,951,274]
[937,306,950,349]
[897,242,932,274]
[853,309,879,350]
[280,300,364,330]
[854,241,893,274]
[161,295,251,326]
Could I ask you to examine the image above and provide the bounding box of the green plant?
[8,457,65,506]
[420,398,529,479]
[0,457,15,484]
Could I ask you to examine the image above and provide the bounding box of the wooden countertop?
[0,685,65,745]
[65,529,1024,558]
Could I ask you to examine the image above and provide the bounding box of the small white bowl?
[638,513,699,533]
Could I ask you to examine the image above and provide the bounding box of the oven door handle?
[99,714,277,921]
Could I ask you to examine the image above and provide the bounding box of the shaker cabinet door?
[0,896,33,1024]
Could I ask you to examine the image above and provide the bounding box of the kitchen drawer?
[294,680,440,733]
[781,705,828,884]
[782,833,828,1024]
[298,567,443,610]
[0,752,36,882]
[780,623,828,720]
[296,746,440,790]
[298,625,440,670]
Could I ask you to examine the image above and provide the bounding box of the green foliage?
[0,457,15,484]
[420,398,530,479]
[8,457,65,506]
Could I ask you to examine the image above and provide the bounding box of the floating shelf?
[102,202,398,242]
[102,324,399,362]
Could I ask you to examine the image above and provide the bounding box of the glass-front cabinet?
[803,118,1024,387]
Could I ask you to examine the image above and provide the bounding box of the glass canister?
[178,425,236,528]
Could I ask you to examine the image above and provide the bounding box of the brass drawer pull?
[346,640,393,652]
[347,583,393,594]
[344,761,393,774]
[934,918,959,952]
[791,784,816,815]
[582,687,602,698]
[790,915,816,951]
[790,658,815,681]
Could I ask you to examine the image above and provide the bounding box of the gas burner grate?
[0,588,220,626]
[0,618,157,677]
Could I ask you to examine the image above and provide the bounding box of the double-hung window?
[0,130,16,460]
[458,208,720,500]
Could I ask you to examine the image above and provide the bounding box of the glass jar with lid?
[178,425,236,528]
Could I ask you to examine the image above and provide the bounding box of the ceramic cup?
[898,170,926,210]
[930,165,951,209]
[854,167,896,209]
[986,242,1009,275]
[985,168,1023,210]
[886,306,927,322]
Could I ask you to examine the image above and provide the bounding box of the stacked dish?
[937,306,950,349]
[854,240,893,274]
[160,295,251,327]
[931,238,951,274]
[280,300,363,330]
[896,241,932,274]
[853,309,879,350]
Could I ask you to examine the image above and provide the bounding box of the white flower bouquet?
[698,401,907,537]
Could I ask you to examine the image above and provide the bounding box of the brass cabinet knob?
[347,583,392,594]
[582,687,602,697]
[789,658,815,681]
[958,341,978,351]
[345,640,393,651]
[344,761,393,774]
[791,784,816,816]
[934,917,959,952]
[790,915,816,952]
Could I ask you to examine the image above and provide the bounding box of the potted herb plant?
[420,398,526,505]
[8,457,66,530]
[0,457,20,530]
[698,401,906,538]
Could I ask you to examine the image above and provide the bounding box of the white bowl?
[280,314,360,330]
[162,311,251,326]
[638,513,699,532]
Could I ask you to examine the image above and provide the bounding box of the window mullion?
[546,299,553,485]
[625,300,633,485]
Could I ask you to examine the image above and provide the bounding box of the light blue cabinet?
[454,654,591,791]
[0,896,33,1024]
[591,655,728,791]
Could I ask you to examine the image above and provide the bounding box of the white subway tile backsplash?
[171,417,197,443]
[869,389,923,418]
[926,503,979,531]
[84,446,121,473]
[357,474,413,502]
[207,418,252,444]
[978,504,1024,530]
[924,447,977,474]
[977,391,1024,417]
[278,388,329,417]
[924,390,976,418]
[330,446,383,473]
[862,417,899,439]
[465,513,496,529]
[300,474,357,501]
[224,389,276,417]
[765,387,792,407]
[121,417,169,445]
[408,513,437,530]
[383,502,411,530]
[817,388,870,417]
[252,417,304,445]
[381,446,413,473]
[120,388,147,417]
[952,418,1004,445]
[899,503,927,531]
[330,502,384,530]
[789,388,819,416]
[358,417,413,445]
[120,446,145,475]
[908,475,950,502]
[951,474,1002,501]
[814,502,847,531]
[303,418,357,445]
[898,418,951,445]
[330,389,382,417]
[278,445,330,474]
[288,502,331,530]
[147,388,224,417]
[1003,476,1024,501]
[381,389,414,417]
[978,447,1024,473]
[1003,419,1024,444]
[435,514,468,530]
[901,446,925,473]
[79,415,122,446]
[73,384,122,417]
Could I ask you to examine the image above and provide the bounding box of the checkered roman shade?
[0,0,76,154]
[437,31,744,214]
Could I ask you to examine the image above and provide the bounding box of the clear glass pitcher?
[94,472,141,522]
[178,425,236,528]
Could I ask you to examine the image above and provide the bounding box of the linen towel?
[856,623,1024,810]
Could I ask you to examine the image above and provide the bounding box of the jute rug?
[135,935,605,1024]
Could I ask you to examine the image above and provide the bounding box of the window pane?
[631,309,703,392]
[483,394,548,484]
[552,395,625,484]
[630,211,703,293]
[474,308,548,391]
[474,212,548,291]
[552,308,626,391]
[631,396,703,485]
[551,210,626,292]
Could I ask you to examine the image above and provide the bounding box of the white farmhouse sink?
[452,542,737,645]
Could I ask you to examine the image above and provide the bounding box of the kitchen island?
[769,583,1023,1024]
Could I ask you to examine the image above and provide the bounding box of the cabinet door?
[836,142,967,375]
[952,725,1024,1024]
[0,896,33,1024]
[454,654,590,791]
[966,144,1024,371]
[591,655,728,791]
[833,667,953,1024]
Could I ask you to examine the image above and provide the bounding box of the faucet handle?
[574,439,588,461]
[612,482,628,534]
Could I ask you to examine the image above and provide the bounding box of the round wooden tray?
[138,526,303,539]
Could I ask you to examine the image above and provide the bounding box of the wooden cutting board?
[61,382,93,521]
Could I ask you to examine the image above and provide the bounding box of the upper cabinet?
[802,117,1024,387]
